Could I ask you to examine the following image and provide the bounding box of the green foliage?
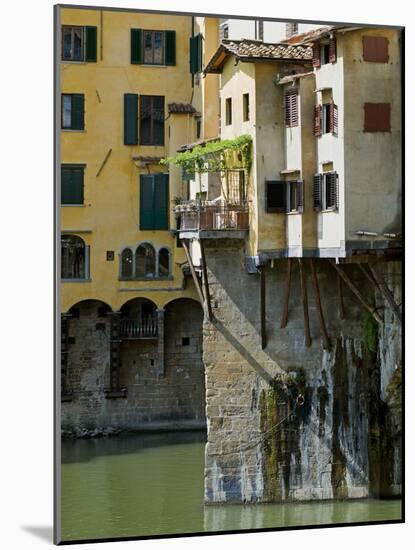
[160,134,253,174]
[363,315,378,353]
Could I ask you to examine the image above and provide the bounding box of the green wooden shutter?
[165,31,176,65]
[131,29,142,64]
[140,175,155,229]
[85,26,97,62]
[61,166,84,205]
[197,34,203,72]
[71,94,84,130]
[189,36,196,73]
[190,35,202,74]
[154,173,169,229]
[124,93,138,145]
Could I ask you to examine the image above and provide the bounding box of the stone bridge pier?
[202,239,401,503]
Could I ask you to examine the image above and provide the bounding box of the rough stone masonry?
[203,239,401,503]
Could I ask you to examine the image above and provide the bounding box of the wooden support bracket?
[182,239,205,309]
[310,259,330,350]
[199,239,213,322]
[298,259,312,347]
[260,267,267,350]
[280,258,292,328]
[329,260,383,325]
[367,264,402,325]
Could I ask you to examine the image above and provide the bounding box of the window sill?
[287,210,302,215]
[119,276,173,282]
[61,129,86,133]
[61,204,86,207]
[61,60,88,64]
[61,278,92,283]
[321,209,338,214]
[140,64,169,68]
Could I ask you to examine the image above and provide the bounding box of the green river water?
[61,431,402,542]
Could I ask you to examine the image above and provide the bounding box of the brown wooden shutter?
[296,180,304,212]
[314,105,322,136]
[329,102,338,134]
[313,174,322,211]
[333,103,338,135]
[362,36,389,63]
[329,38,337,63]
[285,88,298,127]
[312,42,321,67]
[364,103,391,132]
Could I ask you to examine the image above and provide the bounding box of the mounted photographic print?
[54,3,404,544]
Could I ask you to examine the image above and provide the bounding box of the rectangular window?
[140,174,169,230]
[61,26,97,62]
[314,172,338,211]
[364,103,391,132]
[266,181,286,213]
[285,88,298,127]
[320,43,331,64]
[131,29,176,66]
[285,22,298,38]
[225,98,232,126]
[61,94,84,130]
[287,180,303,213]
[140,95,165,145]
[61,165,84,205]
[196,116,202,139]
[243,93,250,122]
[362,36,389,63]
[316,102,338,136]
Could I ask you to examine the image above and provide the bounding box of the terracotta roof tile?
[168,102,197,114]
[205,39,313,73]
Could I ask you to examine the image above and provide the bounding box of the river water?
[61,431,401,542]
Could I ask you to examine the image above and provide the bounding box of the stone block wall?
[203,239,401,503]
[61,298,206,431]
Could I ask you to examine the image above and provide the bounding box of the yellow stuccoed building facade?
[60,7,219,312]
[58,6,219,431]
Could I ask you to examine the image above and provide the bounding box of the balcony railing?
[176,201,249,232]
[120,317,158,339]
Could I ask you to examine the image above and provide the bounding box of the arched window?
[158,248,170,277]
[121,248,133,278]
[135,243,156,278]
[61,235,86,279]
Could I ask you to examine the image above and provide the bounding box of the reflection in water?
[61,431,401,542]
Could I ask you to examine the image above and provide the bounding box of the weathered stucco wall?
[62,298,206,432]
[203,240,401,502]
[343,28,402,242]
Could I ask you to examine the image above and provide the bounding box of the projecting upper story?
[302,25,402,256]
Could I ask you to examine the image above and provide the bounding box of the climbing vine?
[160,134,253,174]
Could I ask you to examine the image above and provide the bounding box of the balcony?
[120,317,158,339]
[175,201,249,238]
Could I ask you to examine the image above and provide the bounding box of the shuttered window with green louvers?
[189,33,203,74]
[85,26,97,62]
[131,29,176,65]
[124,93,138,145]
[61,165,85,205]
[140,174,169,230]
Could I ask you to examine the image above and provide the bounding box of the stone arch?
[163,297,206,424]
